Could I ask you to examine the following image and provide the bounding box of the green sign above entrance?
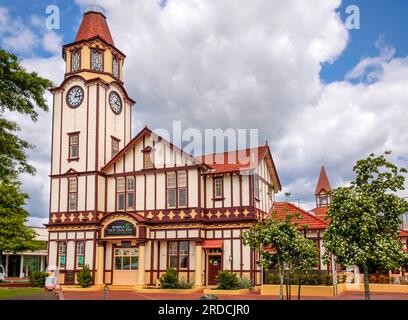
[104,220,136,237]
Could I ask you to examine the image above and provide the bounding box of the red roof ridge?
[270,201,328,229]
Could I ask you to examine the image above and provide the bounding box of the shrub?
[177,278,193,289]
[77,265,93,288]
[268,274,280,285]
[215,270,239,289]
[159,268,178,289]
[200,294,218,300]
[29,272,48,287]
[237,276,252,289]
[378,275,389,284]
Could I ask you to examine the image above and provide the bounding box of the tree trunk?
[298,275,302,300]
[288,265,292,300]
[0,250,3,268]
[278,257,284,301]
[364,267,371,300]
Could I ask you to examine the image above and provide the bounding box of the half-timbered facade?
[46,8,282,288]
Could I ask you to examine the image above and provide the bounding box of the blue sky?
[2,0,408,82]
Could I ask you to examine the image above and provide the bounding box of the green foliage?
[215,270,239,289]
[323,151,408,300]
[159,268,178,289]
[177,278,193,289]
[0,49,53,179]
[236,276,253,289]
[76,265,93,288]
[0,179,44,258]
[29,271,48,287]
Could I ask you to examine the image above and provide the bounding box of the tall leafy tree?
[242,210,318,300]
[0,48,52,267]
[0,179,46,266]
[323,151,408,300]
[0,48,52,178]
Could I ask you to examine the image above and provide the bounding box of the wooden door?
[208,255,222,285]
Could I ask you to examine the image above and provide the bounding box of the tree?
[0,48,52,179]
[291,234,319,300]
[323,151,408,300]
[0,49,52,267]
[242,209,319,300]
[0,179,46,266]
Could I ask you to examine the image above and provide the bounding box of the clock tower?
[48,6,135,226]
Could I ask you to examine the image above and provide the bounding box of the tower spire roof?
[314,166,331,196]
[75,9,114,46]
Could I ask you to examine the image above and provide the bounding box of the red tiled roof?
[75,11,114,45]
[270,202,328,230]
[400,229,408,237]
[197,146,282,191]
[197,146,269,174]
[315,166,332,196]
[310,207,329,218]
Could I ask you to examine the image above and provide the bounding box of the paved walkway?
[62,290,408,300]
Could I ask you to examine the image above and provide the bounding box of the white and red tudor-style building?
[45,9,408,288]
[45,9,284,287]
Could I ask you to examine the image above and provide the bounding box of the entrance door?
[7,255,21,277]
[207,250,222,285]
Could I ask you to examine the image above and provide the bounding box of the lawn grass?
[0,287,45,300]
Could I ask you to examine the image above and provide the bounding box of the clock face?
[66,86,84,108]
[91,50,103,71]
[109,91,122,114]
[72,51,80,72]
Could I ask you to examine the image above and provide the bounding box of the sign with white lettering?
[104,220,136,237]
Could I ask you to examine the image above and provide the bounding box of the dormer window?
[112,58,119,78]
[71,50,81,72]
[143,146,154,169]
[91,50,103,71]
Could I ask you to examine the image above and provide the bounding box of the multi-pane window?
[214,177,223,198]
[71,50,81,72]
[68,134,79,159]
[254,176,260,200]
[167,173,177,208]
[177,172,187,207]
[168,241,189,269]
[167,172,187,208]
[127,177,135,210]
[76,241,85,268]
[117,177,126,211]
[58,242,67,268]
[112,58,119,78]
[179,241,189,268]
[111,138,119,159]
[68,178,78,211]
[143,150,154,169]
[114,248,139,270]
[91,50,103,71]
[168,242,178,268]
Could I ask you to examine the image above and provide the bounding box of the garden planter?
[203,288,251,295]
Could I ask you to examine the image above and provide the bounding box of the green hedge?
[29,272,48,287]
